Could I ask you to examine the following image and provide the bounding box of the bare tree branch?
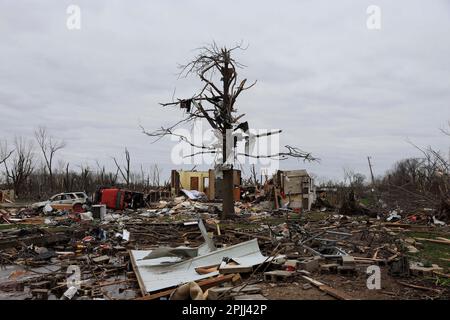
[144,42,317,218]
[34,126,66,191]
[112,148,131,187]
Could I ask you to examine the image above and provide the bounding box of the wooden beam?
[397,281,441,293]
[136,274,236,300]
[414,238,450,245]
[302,276,353,300]
[128,250,147,297]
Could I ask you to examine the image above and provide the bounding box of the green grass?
[405,231,450,272]
[407,231,450,239]
[0,223,34,231]
[225,222,261,231]
[430,276,450,287]
[305,211,329,221]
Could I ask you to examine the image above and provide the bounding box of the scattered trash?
[80,211,93,221]
[122,229,130,242]
[386,210,402,222]
[169,282,205,300]
[62,286,78,300]
[1,180,449,301]
[432,216,446,226]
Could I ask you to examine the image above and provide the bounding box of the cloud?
[0,0,449,182]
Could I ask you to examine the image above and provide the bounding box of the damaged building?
[273,170,316,211]
[171,169,241,201]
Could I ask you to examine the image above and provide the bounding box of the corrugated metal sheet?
[130,239,273,293]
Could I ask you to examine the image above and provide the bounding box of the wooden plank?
[302,275,353,300]
[195,266,219,275]
[318,285,353,300]
[415,238,450,245]
[234,294,268,300]
[219,265,253,274]
[398,281,441,293]
[136,274,236,300]
[135,288,175,300]
[197,274,236,289]
[433,271,450,278]
[274,188,279,210]
[301,275,324,287]
[128,250,147,297]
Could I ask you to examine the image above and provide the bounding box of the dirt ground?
[259,267,450,300]
[1,203,450,300]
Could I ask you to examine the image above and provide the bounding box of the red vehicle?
[95,188,145,210]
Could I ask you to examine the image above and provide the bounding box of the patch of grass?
[402,230,450,273]
[227,222,261,231]
[0,224,34,231]
[431,276,450,287]
[0,224,15,230]
[359,197,374,206]
[306,211,329,222]
[407,231,450,239]
[407,241,450,272]
[260,217,288,225]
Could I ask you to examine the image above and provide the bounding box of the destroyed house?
[274,169,316,211]
[171,169,241,201]
[316,187,339,207]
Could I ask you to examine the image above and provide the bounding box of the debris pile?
[0,187,449,300]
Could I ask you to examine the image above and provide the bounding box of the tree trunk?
[220,53,235,219]
[222,169,235,218]
[49,170,54,193]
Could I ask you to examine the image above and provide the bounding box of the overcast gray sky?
[1,0,449,183]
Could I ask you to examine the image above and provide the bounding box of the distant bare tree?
[34,127,66,192]
[151,164,162,187]
[4,137,34,197]
[139,164,149,188]
[78,164,91,191]
[343,168,366,193]
[0,140,14,166]
[250,164,258,186]
[440,120,450,136]
[64,163,72,192]
[113,148,131,187]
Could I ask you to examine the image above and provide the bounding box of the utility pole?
[367,156,375,186]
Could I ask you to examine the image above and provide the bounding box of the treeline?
[0,127,167,200]
[318,135,449,217]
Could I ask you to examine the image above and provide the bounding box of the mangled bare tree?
[3,137,34,197]
[113,148,131,187]
[440,120,450,137]
[96,160,119,187]
[150,164,162,187]
[34,126,66,192]
[379,123,450,221]
[143,43,316,218]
